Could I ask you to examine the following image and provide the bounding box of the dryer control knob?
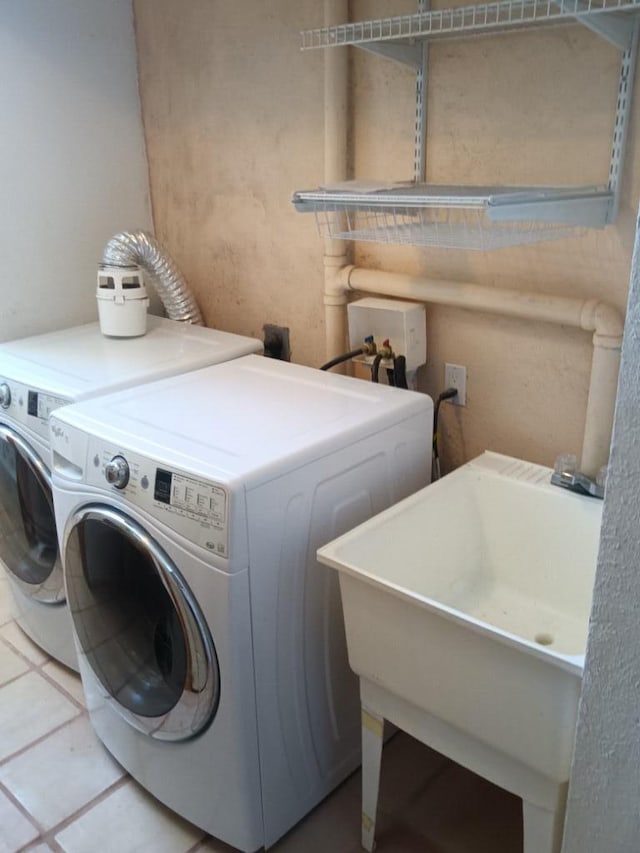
[105,455,130,489]
[0,383,11,409]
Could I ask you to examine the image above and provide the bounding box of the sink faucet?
[550,454,605,500]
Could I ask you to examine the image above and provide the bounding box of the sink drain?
[534,632,554,646]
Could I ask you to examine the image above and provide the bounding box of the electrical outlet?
[444,363,467,406]
[263,324,291,361]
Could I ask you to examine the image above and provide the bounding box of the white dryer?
[0,317,261,669]
[50,355,433,851]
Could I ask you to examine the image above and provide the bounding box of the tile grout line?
[35,775,132,849]
[0,778,44,843]
[0,702,83,769]
[0,710,133,849]
[0,623,51,668]
[5,773,133,852]
[0,607,147,850]
[21,840,64,853]
[0,630,40,671]
[0,617,147,849]
[0,667,34,691]
[0,616,86,709]
[35,663,86,713]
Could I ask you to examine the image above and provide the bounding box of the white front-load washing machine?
[50,355,433,851]
[0,316,261,669]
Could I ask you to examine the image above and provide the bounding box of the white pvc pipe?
[581,343,621,477]
[319,0,621,473]
[323,0,350,367]
[338,265,623,477]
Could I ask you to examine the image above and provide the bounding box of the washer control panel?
[154,469,226,525]
[0,377,69,439]
[105,456,130,489]
[0,383,11,409]
[86,442,229,558]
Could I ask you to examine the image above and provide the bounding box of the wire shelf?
[292,184,612,250]
[295,0,637,250]
[301,0,640,49]
[311,206,581,250]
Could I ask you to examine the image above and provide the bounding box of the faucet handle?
[597,465,608,489]
[554,453,577,476]
[551,453,605,499]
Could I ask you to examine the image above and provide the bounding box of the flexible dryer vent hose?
[101,230,204,326]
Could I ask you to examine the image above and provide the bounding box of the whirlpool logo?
[50,423,67,443]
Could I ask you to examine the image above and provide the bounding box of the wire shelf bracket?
[556,0,637,48]
[357,42,423,68]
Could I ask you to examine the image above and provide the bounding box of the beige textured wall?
[133,0,639,473]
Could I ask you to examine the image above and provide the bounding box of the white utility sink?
[318,451,603,853]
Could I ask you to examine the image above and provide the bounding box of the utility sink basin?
[318,451,603,853]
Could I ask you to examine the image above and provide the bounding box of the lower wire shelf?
[292,182,613,250]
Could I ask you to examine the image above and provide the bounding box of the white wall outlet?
[444,363,467,406]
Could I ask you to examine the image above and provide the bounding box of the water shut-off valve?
[550,453,606,500]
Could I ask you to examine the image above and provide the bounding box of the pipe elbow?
[580,299,624,347]
[336,263,354,291]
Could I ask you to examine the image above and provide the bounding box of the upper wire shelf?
[301,0,640,51]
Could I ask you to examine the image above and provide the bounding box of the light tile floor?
[0,574,522,852]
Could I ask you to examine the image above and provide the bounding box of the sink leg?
[522,785,568,853]
[361,706,384,852]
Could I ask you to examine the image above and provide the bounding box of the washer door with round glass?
[0,424,63,603]
[64,505,219,741]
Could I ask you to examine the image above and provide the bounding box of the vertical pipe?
[324,0,348,193]
[323,0,350,367]
[581,342,621,478]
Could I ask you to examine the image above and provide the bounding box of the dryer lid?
[49,355,433,488]
[0,316,261,400]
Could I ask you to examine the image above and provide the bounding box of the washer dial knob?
[0,383,11,409]
[105,455,130,489]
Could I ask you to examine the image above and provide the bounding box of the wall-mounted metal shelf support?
[414,0,429,182]
[295,0,640,249]
[358,42,423,68]
[556,1,636,48]
[607,21,640,222]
